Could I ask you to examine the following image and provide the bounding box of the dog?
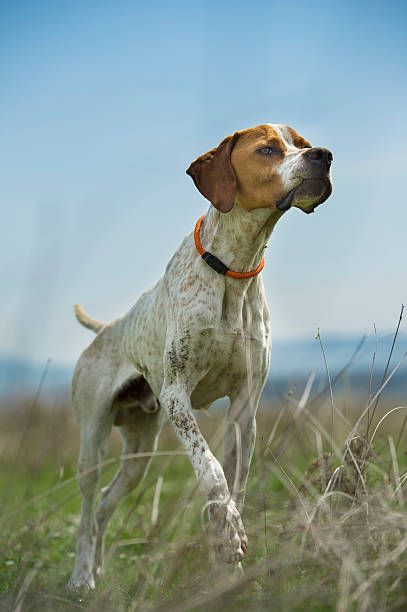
[68,123,333,589]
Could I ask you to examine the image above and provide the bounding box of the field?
[1,367,407,611]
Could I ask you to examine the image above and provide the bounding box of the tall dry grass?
[0,319,407,610]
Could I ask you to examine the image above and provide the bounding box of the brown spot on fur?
[167,330,191,375]
[285,126,311,149]
[230,125,289,211]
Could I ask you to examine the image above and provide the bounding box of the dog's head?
[187,124,332,214]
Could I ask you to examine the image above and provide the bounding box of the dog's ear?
[186,132,239,213]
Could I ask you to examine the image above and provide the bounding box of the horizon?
[2,330,406,400]
[2,328,406,369]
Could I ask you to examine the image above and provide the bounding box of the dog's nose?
[305,147,333,169]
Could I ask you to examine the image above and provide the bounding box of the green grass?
[1,390,407,611]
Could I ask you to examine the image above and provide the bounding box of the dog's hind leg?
[93,407,164,578]
[68,409,112,590]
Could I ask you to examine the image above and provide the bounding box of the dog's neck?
[200,204,284,274]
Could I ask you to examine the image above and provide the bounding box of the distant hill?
[0,356,73,400]
[268,333,407,400]
[1,333,406,403]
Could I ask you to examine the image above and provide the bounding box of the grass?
[1,350,407,610]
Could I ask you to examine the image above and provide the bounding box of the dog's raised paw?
[208,500,248,564]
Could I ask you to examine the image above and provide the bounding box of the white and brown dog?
[69,123,332,589]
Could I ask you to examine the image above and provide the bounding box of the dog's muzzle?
[277,147,333,213]
[276,177,332,213]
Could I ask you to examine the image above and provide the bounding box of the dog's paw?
[67,572,95,592]
[208,500,248,564]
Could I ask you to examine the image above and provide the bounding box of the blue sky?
[1,0,407,366]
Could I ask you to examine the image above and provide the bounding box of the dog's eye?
[257,146,276,155]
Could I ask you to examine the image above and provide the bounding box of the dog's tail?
[74,304,105,333]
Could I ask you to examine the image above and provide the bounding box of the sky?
[1,0,407,367]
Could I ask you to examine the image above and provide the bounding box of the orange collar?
[194,215,265,279]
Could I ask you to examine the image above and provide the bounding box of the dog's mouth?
[276,178,332,214]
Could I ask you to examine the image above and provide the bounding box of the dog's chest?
[189,330,256,405]
[188,298,270,407]
[124,255,270,401]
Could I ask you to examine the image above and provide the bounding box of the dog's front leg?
[160,383,248,563]
[223,369,267,511]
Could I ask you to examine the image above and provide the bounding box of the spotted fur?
[68,123,333,589]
